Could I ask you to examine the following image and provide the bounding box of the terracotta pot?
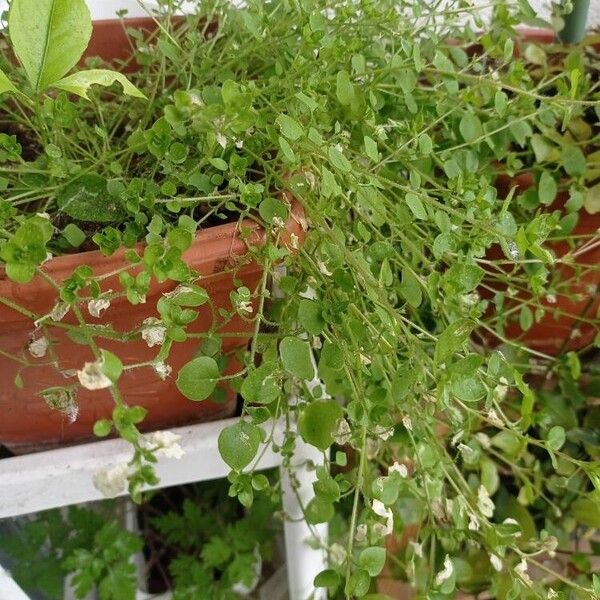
[482,171,600,354]
[0,19,305,453]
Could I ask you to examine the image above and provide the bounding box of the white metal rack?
[0,418,328,600]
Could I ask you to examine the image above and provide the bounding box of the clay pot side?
[481,172,600,354]
[0,18,305,453]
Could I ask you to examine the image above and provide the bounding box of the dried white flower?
[373,424,393,441]
[460,292,480,308]
[216,132,227,148]
[145,430,185,459]
[515,558,532,585]
[235,138,244,149]
[487,409,503,427]
[88,298,111,318]
[355,524,367,543]
[238,300,254,314]
[153,362,172,380]
[409,541,423,558]
[434,555,454,586]
[334,418,351,445]
[493,383,508,401]
[468,514,480,531]
[271,216,285,229]
[489,554,503,572]
[141,318,167,348]
[290,232,299,250]
[28,336,49,358]
[371,499,394,535]
[51,302,70,321]
[477,485,495,518]
[93,463,129,498]
[330,543,347,566]
[77,359,112,390]
[402,415,413,431]
[545,294,557,304]
[475,432,491,449]
[317,260,332,276]
[366,438,380,459]
[388,462,408,478]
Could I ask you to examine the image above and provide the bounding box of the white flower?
[487,409,503,427]
[409,541,423,558]
[402,415,413,431]
[235,139,244,149]
[468,514,480,531]
[366,438,380,459]
[371,499,394,535]
[51,302,69,321]
[477,485,495,518]
[153,362,172,380]
[77,359,112,390]
[271,216,285,229]
[141,318,167,348]
[28,336,48,358]
[475,432,491,449]
[515,558,532,585]
[317,260,332,276]
[334,418,351,445]
[93,463,129,498]
[88,298,111,318]
[355,524,367,543]
[388,462,408,478]
[373,424,393,440]
[460,292,480,308]
[146,430,185,459]
[493,383,508,401]
[435,555,454,586]
[330,543,347,566]
[547,589,558,599]
[290,233,299,250]
[546,294,557,304]
[489,554,503,572]
[238,300,254,314]
[216,132,227,148]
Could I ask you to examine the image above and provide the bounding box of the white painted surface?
[0,417,328,600]
[0,0,599,24]
[0,417,282,519]
[0,565,31,600]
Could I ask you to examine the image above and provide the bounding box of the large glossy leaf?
[53,70,147,100]
[9,0,92,92]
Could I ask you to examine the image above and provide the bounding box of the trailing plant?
[0,0,599,598]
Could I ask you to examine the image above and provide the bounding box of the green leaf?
[584,183,600,214]
[218,421,262,471]
[519,305,533,332]
[400,268,422,308]
[538,171,557,205]
[62,223,86,247]
[93,419,112,437]
[364,136,379,161]
[546,425,566,451]
[241,362,280,405]
[405,192,427,220]
[9,0,92,92]
[459,113,483,143]
[0,68,20,96]
[176,356,220,401]
[57,174,125,223]
[259,197,288,225]
[305,497,334,524]
[276,114,304,141]
[298,299,325,335]
[434,320,473,364]
[328,146,351,172]
[314,570,340,588]
[571,494,600,528]
[359,547,386,577]
[336,69,355,106]
[280,336,315,380]
[53,69,146,100]
[298,400,343,450]
[345,569,370,598]
[100,349,123,383]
